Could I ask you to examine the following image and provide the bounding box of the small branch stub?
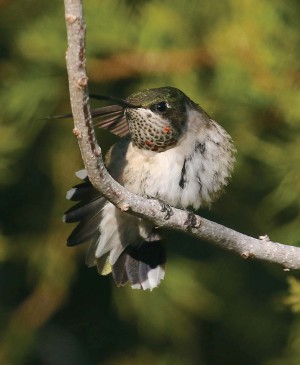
[66,14,77,24]
[77,76,88,88]
[73,127,82,138]
[118,202,130,212]
[241,251,254,260]
[259,234,270,242]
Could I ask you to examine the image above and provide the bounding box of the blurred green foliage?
[0,0,300,364]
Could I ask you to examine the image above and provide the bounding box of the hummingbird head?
[124,87,192,152]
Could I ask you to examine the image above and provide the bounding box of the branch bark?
[63,0,300,271]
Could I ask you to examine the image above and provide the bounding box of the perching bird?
[64,86,235,290]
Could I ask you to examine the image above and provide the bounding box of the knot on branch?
[241,251,254,260]
[73,127,82,138]
[77,76,88,88]
[65,14,77,24]
[118,202,130,212]
[259,234,270,242]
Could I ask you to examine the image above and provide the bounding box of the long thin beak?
[89,94,140,109]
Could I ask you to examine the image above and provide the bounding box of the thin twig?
[63,0,300,271]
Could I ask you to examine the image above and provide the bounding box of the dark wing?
[91,105,129,137]
[46,105,129,137]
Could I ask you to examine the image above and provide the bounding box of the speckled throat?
[125,108,185,152]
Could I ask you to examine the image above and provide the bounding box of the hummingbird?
[64,86,235,290]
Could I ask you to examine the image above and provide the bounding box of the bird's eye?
[154,101,169,113]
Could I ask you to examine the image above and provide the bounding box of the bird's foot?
[147,195,173,220]
[158,199,174,220]
[184,212,198,229]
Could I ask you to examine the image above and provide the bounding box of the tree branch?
[63,0,300,271]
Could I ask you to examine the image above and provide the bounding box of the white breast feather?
[119,107,235,209]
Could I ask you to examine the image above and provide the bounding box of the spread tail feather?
[65,170,166,290]
[112,242,166,290]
